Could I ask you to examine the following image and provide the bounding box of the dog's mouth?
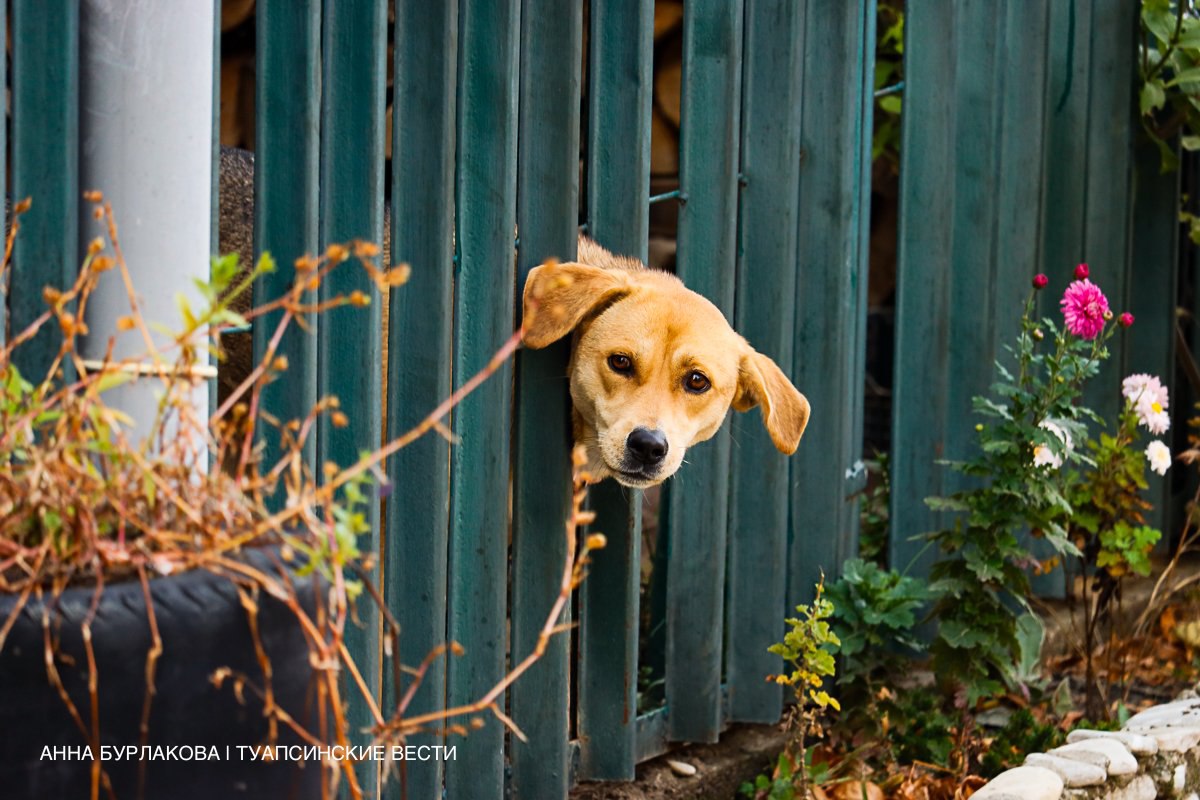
[612,465,665,488]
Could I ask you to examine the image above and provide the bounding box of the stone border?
[975,699,1200,800]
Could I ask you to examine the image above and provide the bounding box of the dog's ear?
[733,348,809,454]
[522,260,632,348]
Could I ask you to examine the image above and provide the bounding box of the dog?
[521,237,809,488]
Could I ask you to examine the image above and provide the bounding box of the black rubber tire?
[0,547,327,800]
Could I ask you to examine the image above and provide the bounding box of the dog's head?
[521,241,809,487]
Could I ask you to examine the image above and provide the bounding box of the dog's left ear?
[733,348,810,454]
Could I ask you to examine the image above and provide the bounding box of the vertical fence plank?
[577,0,654,780]
[725,0,805,724]
[1082,0,1137,425]
[10,0,78,381]
[384,1,459,797]
[254,0,320,484]
[891,2,1061,596]
[509,0,583,797]
[998,4,1061,598]
[1127,138,1180,535]
[888,0,955,583]
[666,0,744,744]
[1041,0,1093,291]
[445,0,521,794]
[790,0,874,604]
[319,1,387,792]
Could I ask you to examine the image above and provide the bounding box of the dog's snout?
[626,427,669,467]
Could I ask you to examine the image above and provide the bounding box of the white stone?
[1065,729,1159,757]
[971,766,1064,800]
[1024,753,1107,787]
[1107,775,1158,800]
[1176,764,1187,794]
[1048,739,1138,776]
[666,759,696,777]
[1125,699,1200,730]
[1128,726,1200,753]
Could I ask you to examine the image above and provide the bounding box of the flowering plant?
[926,265,1134,705]
[1062,373,1171,718]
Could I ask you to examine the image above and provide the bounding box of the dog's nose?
[626,428,669,467]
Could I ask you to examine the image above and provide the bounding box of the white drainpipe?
[78,0,215,467]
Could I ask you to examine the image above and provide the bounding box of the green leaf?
[1167,66,1200,87]
[1141,79,1166,115]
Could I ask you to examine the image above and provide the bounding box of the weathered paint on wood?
[383,1,458,796]
[576,0,654,781]
[253,0,321,488]
[890,2,1058,600]
[10,0,77,381]
[1081,0,1137,427]
[319,1,387,793]
[790,0,874,606]
[509,0,584,796]
[725,0,805,724]
[444,0,521,794]
[666,0,744,744]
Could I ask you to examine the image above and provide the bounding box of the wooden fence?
[3,1,1189,799]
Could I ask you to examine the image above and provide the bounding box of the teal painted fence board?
[666,0,744,744]
[790,0,874,605]
[1082,0,1137,426]
[1127,138,1180,536]
[319,1,387,793]
[576,0,654,780]
[383,1,458,797]
[725,0,805,724]
[10,0,78,382]
[253,0,321,487]
[890,2,1060,596]
[445,0,521,794]
[510,0,583,796]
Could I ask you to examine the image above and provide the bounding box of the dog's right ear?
[521,261,632,348]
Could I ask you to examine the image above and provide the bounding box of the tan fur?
[522,236,809,487]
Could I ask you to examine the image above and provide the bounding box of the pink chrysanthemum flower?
[1060,279,1109,340]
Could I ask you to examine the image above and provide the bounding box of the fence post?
[725,0,805,724]
[319,1,388,793]
[445,0,522,795]
[384,1,459,797]
[10,0,78,381]
[890,2,1054,595]
[667,0,745,744]
[509,0,584,796]
[577,0,654,781]
[789,0,875,607]
[76,0,214,460]
[253,0,321,490]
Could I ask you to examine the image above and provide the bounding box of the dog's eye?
[608,354,634,374]
[685,371,711,393]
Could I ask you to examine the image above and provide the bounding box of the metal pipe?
[78,0,215,466]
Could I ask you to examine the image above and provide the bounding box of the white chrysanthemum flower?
[1146,440,1172,476]
[1122,373,1168,406]
[1032,420,1072,470]
[1123,374,1171,434]
[1137,397,1171,435]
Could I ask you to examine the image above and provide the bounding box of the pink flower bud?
[1032,273,1049,290]
[1074,263,1089,280]
[1118,312,1134,328]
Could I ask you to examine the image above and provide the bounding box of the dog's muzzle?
[619,426,668,481]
